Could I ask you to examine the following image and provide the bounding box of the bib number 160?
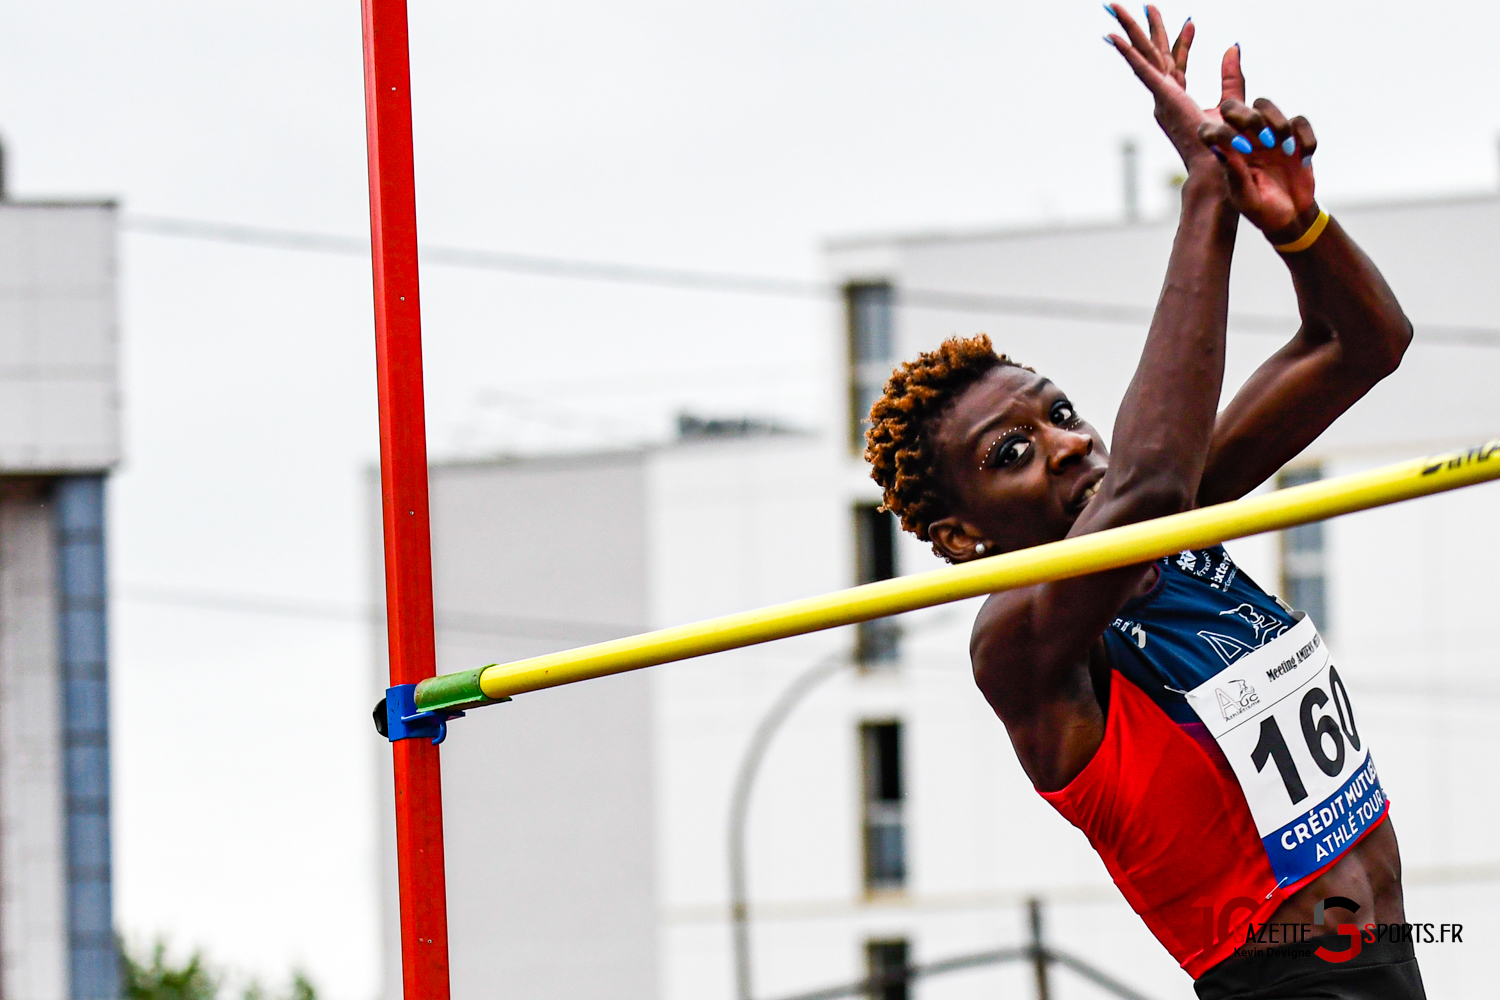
[1249,665,1361,805]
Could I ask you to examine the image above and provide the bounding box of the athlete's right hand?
[1104,5,1243,173]
[1197,99,1319,243]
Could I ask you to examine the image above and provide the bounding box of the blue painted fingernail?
[1104,34,1116,45]
[1103,3,1118,17]
[1143,6,1151,20]
[1230,135,1254,155]
[1258,127,1276,149]
[1282,136,1297,155]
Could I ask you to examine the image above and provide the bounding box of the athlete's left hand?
[1104,5,1241,172]
[1198,99,1319,242]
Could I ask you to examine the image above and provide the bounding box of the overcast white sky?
[2,2,1498,997]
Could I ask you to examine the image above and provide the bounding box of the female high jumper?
[864,7,1421,999]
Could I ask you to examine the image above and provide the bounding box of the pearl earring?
[974,542,987,556]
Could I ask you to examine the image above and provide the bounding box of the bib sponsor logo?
[1215,679,1260,721]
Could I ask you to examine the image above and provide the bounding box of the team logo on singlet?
[1171,547,1239,591]
[1109,617,1149,648]
[1196,603,1291,666]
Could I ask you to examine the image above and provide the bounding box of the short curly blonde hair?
[863,334,1028,550]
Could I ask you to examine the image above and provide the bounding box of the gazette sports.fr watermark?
[1230,896,1464,963]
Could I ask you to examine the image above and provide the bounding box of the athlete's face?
[926,366,1108,561]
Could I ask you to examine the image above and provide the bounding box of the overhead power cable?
[122,214,1500,347]
[117,583,628,643]
[123,214,825,297]
[118,584,1500,701]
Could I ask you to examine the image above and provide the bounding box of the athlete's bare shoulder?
[969,581,1141,791]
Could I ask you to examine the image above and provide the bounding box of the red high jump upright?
[360,2,451,999]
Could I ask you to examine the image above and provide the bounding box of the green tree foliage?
[240,973,316,1000]
[121,939,317,1000]
[123,942,216,1000]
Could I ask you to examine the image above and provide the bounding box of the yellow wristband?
[1273,209,1330,253]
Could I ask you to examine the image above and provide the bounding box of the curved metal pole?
[765,947,1028,1000]
[727,611,960,1000]
[728,650,849,1000]
[762,942,1159,1000]
[1044,950,1160,1000]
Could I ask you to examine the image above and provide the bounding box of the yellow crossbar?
[415,439,1499,711]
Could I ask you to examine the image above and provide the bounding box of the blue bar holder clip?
[375,683,465,745]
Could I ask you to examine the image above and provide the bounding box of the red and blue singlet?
[1039,545,1388,978]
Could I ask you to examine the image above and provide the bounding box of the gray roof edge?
[824,189,1500,253]
[0,198,119,210]
[425,426,820,473]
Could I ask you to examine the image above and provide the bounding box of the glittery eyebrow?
[965,375,1055,452]
[980,424,1034,468]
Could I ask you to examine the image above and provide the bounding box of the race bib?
[1183,615,1386,888]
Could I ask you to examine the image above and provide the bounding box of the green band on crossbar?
[413,666,502,715]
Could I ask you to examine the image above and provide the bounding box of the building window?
[847,283,895,451]
[1279,465,1329,632]
[860,721,906,891]
[854,504,900,663]
[864,939,910,1000]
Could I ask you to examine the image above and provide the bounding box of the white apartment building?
[375,191,1500,1000]
[0,191,121,1000]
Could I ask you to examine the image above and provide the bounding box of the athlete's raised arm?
[1194,102,1412,505]
[954,8,1243,788]
[1087,8,1242,523]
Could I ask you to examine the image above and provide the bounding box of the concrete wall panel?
[0,204,118,473]
[375,454,659,1000]
[0,481,69,1000]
